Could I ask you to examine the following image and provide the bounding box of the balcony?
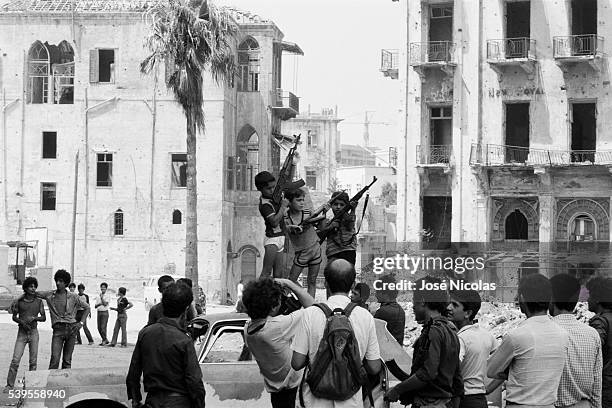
[553,35,605,71]
[380,49,398,79]
[416,145,452,166]
[469,144,612,167]
[409,41,456,79]
[486,38,537,78]
[270,89,299,120]
[226,157,259,191]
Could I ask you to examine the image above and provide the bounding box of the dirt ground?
[0,301,234,407]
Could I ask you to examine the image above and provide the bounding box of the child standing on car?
[318,191,358,266]
[255,171,289,279]
[283,188,326,297]
[109,287,132,347]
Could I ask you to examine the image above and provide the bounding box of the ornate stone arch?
[556,198,609,241]
[492,198,539,241]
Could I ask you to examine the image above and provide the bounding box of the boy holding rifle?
[317,191,357,265]
[283,188,326,297]
[255,171,288,278]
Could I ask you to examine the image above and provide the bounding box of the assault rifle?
[272,134,305,206]
[317,176,377,244]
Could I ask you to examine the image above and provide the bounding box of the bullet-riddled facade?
[394,0,612,280]
[0,0,302,299]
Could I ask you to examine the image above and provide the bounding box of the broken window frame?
[96,153,113,188]
[27,41,75,105]
[42,131,57,159]
[171,153,188,188]
[90,48,116,84]
[114,209,124,236]
[571,214,596,241]
[41,182,56,211]
[237,38,260,92]
[27,41,50,104]
[305,169,317,190]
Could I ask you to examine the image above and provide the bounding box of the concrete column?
[539,194,555,276]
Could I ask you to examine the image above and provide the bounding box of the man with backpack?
[291,259,381,407]
[385,276,463,408]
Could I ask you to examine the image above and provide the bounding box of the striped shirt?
[552,314,602,408]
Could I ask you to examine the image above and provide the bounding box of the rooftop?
[0,0,273,23]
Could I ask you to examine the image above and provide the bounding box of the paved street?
[0,301,234,407]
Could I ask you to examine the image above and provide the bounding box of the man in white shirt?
[448,289,497,408]
[243,278,314,408]
[487,273,569,408]
[93,282,110,346]
[291,259,381,408]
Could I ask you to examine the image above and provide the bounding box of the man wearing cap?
[487,273,569,408]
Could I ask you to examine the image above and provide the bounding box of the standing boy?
[447,289,497,408]
[36,269,90,369]
[385,276,463,407]
[94,282,110,345]
[4,277,46,393]
[255,171,288,278]
[75,284,94,345]
[109,287,133,347]
[374,274,406,346]
[318,191,358,265]
[283,188,326,297]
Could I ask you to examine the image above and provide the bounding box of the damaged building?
[0,0,303,301]
[387,0,612,295]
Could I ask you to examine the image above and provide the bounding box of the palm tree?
[141,0,237,298]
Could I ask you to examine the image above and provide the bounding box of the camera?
[278,287,302,315]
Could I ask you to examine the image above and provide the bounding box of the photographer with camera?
[242,278,314,408]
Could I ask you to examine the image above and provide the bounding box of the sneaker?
[3,385,12,394]
[88,342,94,345]
[108,344,116,347]
[119,344,127,348]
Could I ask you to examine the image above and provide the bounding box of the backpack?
[301,303,373,404]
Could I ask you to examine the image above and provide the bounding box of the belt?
[149,391,186,398]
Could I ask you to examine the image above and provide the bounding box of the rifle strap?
[354,194,369,236]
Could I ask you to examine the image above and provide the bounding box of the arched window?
[114,209,124,236]
[571,214,595,241]
[27,41,50,104]
[52,41,75,104]
[235,125,259,190]
[240,249,257,283]
[172,209,182,225]
[505,209,528,240]
[238,37,260,92]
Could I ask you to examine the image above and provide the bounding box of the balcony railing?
[417,145,452,165]
[381,49,399,79]
[553,35,604,58]
[470,144,612,166]
[226,158,258,191]
[487,38,536,61]
[271,89,299,120]
[409,41,455,65]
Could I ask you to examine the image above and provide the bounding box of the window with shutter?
[89,49,99,83]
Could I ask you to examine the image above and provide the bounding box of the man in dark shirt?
[147,275,175,326]
[109,287,133,347]
[75,284,94,345]
[374,274,406,345]
[4,277,46,393]
[385,276,463,407]
[126,282,205,408]
[588,276,612,407]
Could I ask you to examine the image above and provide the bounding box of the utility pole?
[70,151,79,277]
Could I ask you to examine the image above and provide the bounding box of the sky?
[216,0,402,150]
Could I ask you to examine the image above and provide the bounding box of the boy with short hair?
[283,188,326,297]
[447,289,497,408]
[94,282,110,345]
[4,277,46,393]
[75,283,94,345]
[318,191,358,265]
[255,171,289,278]
[109,287,133,347]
